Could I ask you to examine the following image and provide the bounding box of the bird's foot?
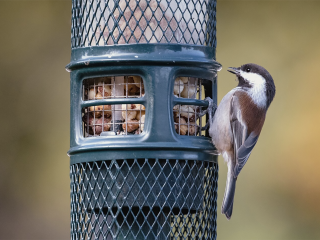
[199,97,215,116]
[201,121,210,131]
[199,97,217,131]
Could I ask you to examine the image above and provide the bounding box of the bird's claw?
[199,97,217,131]
[200,121,210,131]
[199,97,215,115]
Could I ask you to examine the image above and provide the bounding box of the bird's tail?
[221,164,237,220]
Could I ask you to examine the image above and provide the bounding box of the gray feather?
[234,133,259,177]
[230,94,259,177]
[221,175,236,220]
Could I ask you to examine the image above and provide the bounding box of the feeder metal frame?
[68,1,220,239]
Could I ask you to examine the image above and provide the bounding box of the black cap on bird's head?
[228,63,272,80]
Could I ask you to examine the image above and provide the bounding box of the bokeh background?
[0,0,319,239]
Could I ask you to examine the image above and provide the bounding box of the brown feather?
[235,91,266,135]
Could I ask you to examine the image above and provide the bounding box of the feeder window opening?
[173,77,211,137]
[82,76,145,137]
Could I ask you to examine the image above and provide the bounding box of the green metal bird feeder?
[67,0,221,239]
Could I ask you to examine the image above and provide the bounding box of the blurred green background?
[0,0,319,239]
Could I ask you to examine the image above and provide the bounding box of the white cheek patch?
[240,70,267,108]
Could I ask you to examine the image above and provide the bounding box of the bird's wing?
[234,132,259,177]
[230,94,260,178]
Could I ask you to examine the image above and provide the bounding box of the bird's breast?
[209,90,235,153]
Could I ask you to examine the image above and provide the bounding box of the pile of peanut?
[82,76,200,136]
[83,76,145,136]
[173,77,199,136]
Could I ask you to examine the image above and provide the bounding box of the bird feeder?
[67,0,221,239]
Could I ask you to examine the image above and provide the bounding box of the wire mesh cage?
[81,75,211,137]
[71,159,218,239]
[68,0,220,239]
[71,0,216,48]
[82,76,145,137]
[173,77,211,136]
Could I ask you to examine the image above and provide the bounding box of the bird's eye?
[246,68,251,72]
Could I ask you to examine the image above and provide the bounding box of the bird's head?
[228,63,276,108]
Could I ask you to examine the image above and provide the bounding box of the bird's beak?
[227,67,240,75]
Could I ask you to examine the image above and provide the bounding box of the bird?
[204,63,276,219]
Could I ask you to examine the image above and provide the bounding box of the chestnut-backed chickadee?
[205,63,276,219]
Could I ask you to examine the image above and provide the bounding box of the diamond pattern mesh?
[70,159,218,239]
[71,0,217,48]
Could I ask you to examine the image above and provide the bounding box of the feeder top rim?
[66,44,222,71]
